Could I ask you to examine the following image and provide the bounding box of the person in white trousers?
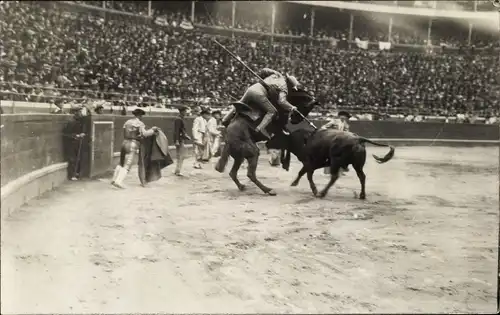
[321,110,351,175]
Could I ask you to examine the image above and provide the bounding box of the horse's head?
[287,87,320,124]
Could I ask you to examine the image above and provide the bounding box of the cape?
[138,129,173,185]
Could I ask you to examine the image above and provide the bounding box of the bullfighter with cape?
[111,108,164,188]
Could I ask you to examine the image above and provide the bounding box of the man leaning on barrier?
[111,107,159,189]
[64,104,90,181]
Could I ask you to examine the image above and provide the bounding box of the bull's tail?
[357,137,395,164]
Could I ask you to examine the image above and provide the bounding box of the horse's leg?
[215,142,231,173]
[291,165,307,186]
[246,155,276,196]
[229,156,246,191]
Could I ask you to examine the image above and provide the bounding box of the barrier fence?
[2,87,498,124]
[1,112,498,218]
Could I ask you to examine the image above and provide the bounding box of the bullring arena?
[1,114,499,313]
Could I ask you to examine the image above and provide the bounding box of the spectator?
[0,1,498,119]
[207,109,223,158]
[191,106,206,169]
[63,104,90,181]
[94,104,104,114]
[173,105,191,176]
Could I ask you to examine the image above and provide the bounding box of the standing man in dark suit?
[64,104,90,180]
[173,106,191,176]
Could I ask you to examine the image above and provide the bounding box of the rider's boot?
[282,125,291,136]
[255,112,274,140]
[275,111,291,136]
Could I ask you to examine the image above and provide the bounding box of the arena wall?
[1,113,499,218]
[1,114,74,218]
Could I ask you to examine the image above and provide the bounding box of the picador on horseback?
[214,63,318,195]
[221,68,300,139]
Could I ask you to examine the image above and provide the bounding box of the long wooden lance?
[213,38,268,88]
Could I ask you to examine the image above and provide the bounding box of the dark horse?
[215,87,318,196]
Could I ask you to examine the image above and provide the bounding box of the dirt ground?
[1,146,498,314]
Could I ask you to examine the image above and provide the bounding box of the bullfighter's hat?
[94,104,104,112]
[132,107,146,116]
[192,105,201,114]
[338,110,351,118]
[178,105,189,113]
[200,107,211,115]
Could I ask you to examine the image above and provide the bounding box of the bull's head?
[287,87,320,124]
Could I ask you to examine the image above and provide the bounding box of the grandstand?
[0,0,499,120]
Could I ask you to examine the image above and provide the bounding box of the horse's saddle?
[231,101,277,141]
[232,101,261,121]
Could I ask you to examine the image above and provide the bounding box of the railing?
[350,0,495,12]
[1,84,498,126]
[60,1,499,52]
[0,82,231,109]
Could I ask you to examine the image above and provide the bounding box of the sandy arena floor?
[1,146,498,314]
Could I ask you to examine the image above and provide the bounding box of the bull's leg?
[352,146,367,200]
[354,167,366,200]
[306,169,318,196]
[291,166,307,186]
[229,156,246,191]
[246,155,276,196]
[317,161,342,199]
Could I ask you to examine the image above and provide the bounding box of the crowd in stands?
[0,1,499,119]
[72,1,499,47]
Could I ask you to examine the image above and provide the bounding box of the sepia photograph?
[0,0,499,313]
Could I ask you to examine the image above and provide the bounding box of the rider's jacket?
[260,68,288,100]
[257,68,294,112]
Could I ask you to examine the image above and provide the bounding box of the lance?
[213,39,268,88]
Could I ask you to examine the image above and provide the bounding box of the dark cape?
[139,129,173,185]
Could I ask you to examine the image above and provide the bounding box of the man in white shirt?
[207,110,223,158]
[192,107,209,169]
[321,111,351,133]
[321,111,351,175]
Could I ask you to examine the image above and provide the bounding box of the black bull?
[269,128,395,199]
[214,88,318,196]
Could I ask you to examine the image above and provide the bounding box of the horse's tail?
[357,137,395,164]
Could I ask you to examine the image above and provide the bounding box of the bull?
[270,128,395,199]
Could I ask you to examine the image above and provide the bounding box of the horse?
[215,87,319,196]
